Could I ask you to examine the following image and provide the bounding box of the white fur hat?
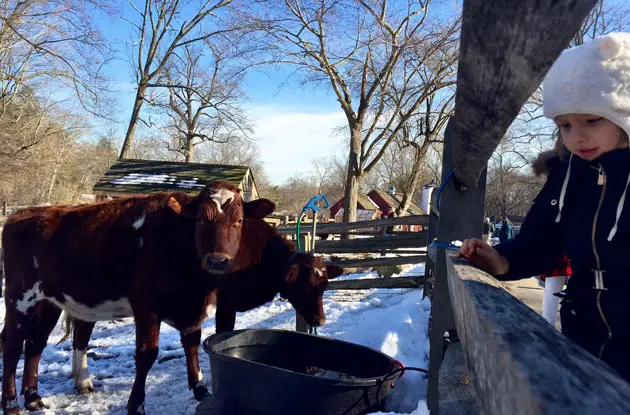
[543,32,630,136]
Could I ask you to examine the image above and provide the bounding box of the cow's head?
[279,254,344,327]
[168,181,275,274]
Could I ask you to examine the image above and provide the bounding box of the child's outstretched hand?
[458,238,510,276]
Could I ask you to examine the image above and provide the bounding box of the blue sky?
[91,5,348,185]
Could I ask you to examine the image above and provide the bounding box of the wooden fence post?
[427,121,486,414]
[423,190,439,300]
[295,232,312,333]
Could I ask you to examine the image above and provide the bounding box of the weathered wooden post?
[427,122,487,413]
[2,201,7,217]
[295,232,312,333]
[425,0,599,412]
[423,191,439,300]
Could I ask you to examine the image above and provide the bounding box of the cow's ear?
[326,265,344,280]
[168,196,197,218]
[168,197,183,214]
[285,264,299,283]
[244,198,275,219]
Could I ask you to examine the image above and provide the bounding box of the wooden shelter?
[93,159,259,202]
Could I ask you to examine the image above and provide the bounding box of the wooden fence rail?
[278,214,429,235]
[291,214,433,332]
[438,252,630,414]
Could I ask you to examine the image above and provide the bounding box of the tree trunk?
[119,83,148,159]
[342,124,362,224]
[396,143,430,216]
[185,133,194,162]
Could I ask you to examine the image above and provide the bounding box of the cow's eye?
[236,218,243,225]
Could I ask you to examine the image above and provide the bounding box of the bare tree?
[485,138,543,218]
[148,43,252,162]
[252,0,460,223]
[118,0,237,159]
[0,0,114,117]
[395,90,452,215]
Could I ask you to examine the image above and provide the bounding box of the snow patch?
[0,263,429,414]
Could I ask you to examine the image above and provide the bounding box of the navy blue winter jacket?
[495,148,630,341]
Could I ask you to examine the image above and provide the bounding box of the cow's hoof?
[2,396,21,415]
[193,385,210,401]
[23,389,48,412]
[76,385,95,395]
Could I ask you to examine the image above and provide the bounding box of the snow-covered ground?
[0,264,430,415]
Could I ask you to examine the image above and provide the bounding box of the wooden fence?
[433,253,630,414]
[277,214,431,332]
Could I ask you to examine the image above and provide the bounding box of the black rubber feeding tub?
[202,329,403,415]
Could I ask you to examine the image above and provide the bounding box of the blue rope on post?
[435,169,454,211]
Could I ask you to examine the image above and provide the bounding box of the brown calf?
[0,182,274,415]
[64,217,343,412]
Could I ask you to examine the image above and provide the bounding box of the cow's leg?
[1,306,29,415]
[71,319,96,395]
[21,301,62,411]
[181,327,209,401]
[127,312,160,415]
[215,305,237,333]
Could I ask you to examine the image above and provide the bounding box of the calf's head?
[168,181,275,274]
[280,255,344,326]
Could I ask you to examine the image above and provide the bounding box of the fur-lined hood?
[531,150,561,177]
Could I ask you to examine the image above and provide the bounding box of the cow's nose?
[311,316,326,327]
[203,253,230,273]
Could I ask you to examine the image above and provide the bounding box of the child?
[459,32,630,381]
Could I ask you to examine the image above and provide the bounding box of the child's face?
[554,114,627,161]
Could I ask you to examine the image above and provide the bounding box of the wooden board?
[278,215,429,235]
[327,255,427,268]
[326,276,423,290]
[314,232,427,253]
[445,253,630,414]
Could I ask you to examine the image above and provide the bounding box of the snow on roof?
[334,208,377,220]
[110,173,205,189]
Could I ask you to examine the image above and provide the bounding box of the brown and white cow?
[0,181,274,415]
[62,217,344,413]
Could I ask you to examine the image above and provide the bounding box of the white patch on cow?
[47,295,133,322]
[315,268,324,277]
[33,256,38,269]
[197,371,203,382]
[15,282,43,314]
[72,348,93,391]
[138,238,144,248]
[210,188,235,214]
[132,213,146,230]
[205,303,216,319]
[204,291,217,318]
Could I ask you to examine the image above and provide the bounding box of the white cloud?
[251,106,347,184]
